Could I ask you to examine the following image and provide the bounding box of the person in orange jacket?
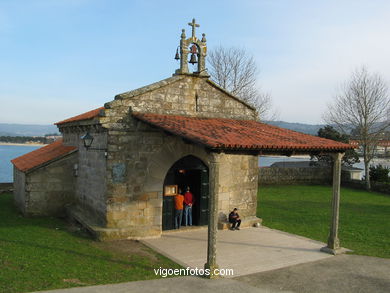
[174,188,184,229]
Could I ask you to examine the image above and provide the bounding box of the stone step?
[218,217,262,230]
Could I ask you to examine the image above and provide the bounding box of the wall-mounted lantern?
[81,132,94,149]
[81,132,107,155]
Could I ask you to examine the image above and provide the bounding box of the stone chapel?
[11,19,352,241]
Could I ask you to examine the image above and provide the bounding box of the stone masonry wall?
[99,124,259,239]
[103,75,257,125]
[18,152,78,216]
[73,130,108,226]
[218,154,258,221]
[259,166,332,185]
[54,75,259,239]
[13,168,26,214]
[103,124,210,239]
[89,75,260,239]
[62,130,81,147]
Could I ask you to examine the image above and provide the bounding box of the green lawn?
[0,193,181,293]
[258,185,390,258]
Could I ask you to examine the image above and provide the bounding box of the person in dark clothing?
[228,208,241,230]
[184,186,194,226]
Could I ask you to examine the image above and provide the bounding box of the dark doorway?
[162,155,209,231]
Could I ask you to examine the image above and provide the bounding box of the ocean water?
[0,145,40,183]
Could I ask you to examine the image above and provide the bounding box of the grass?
[258,185,390,258]
[0,193,181,293]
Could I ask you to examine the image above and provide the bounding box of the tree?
[324,66,390,189]
[312,125,359,166]
[207,46,277,120]
[369,164,390,183]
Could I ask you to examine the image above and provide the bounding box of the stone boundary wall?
[258,167,332,185]
[342,180,390,196]
[0,183,13,193]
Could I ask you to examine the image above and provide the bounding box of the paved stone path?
[234,254,390,293]
[142,226,333,277]
[36,255,390,293]
[35,277,282,293]
[34,227,390,293]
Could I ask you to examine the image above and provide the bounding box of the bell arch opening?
[162,155,209,231]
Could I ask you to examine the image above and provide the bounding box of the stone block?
[138,193,149,201]
[218,192,230,201]
[110,184,127,195]
[106,196,129,204]
[143,207,160,217]
[107,211,129,221]
[48,166,65,174]
[137,200,147,210]
[240,159,249,170]
[148,198,162,208]
[220,200,230,211]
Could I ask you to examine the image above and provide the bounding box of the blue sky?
[1,0,389,124]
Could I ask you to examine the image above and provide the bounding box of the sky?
[1,0,390,125]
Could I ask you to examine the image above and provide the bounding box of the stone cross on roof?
[188,18,200,39]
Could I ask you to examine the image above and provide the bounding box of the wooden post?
[204,152,220,278]
[321,152,344,255]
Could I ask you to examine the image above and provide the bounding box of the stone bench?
[218,216,262,230]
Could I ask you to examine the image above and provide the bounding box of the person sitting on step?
[228,208,241,230]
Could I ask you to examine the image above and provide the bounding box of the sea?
[1,145,389,183]
[0,145,41,183]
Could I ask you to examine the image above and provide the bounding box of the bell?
[189,53,197,64]
[174,48,180,60]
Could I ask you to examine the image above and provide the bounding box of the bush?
[369,164,390,183]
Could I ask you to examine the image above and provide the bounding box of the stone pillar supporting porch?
[321,152,347,255]
[204,152,220,278]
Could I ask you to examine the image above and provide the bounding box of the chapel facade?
[12,20,261,240]
[11,20,352,242]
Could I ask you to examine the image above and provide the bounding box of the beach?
[0,142,47,147]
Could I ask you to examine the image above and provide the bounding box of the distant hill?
[0,123,59,137]
[0,121,325,137]
[264,121,325,135]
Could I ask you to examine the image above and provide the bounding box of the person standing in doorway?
[174,188,184,229]
[184,186,194,226]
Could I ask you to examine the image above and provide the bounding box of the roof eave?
[13,149,78,173]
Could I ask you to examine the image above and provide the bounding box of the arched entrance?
[162,155,209,230]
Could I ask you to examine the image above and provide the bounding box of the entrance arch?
[162,155,209,230]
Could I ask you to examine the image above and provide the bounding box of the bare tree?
[324,66,390,189]
[207,46,277,120]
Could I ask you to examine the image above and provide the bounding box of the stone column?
[179,30,189,74]
[321,152,344,255]
[204,152,220,278]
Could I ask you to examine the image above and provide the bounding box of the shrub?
[369,164,390,183]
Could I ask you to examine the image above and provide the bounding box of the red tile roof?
[55,107,104,125]
[11,139,77,172]
[133,113,353,153]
